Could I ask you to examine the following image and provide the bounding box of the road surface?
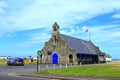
[0,64,59,80]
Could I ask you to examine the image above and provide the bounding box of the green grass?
[36,64,120,78]
[24,59,37,64]
[0,59,7,66]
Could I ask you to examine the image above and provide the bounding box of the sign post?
[37,55,39,72]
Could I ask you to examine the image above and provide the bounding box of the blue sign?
[47,51,52,55]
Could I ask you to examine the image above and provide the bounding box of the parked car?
[7,57,24,66]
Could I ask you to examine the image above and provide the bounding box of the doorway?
[69,54,73,64]
[52,53,58,64]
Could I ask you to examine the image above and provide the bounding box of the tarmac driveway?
[0,64,37,74]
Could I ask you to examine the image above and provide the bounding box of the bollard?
[39,64,40,71]
[80,62,81,66]
[106,61,108,64]
[65,63,67,68]
[75,63,77,67]
[53,64,55,69]
[46,64,48,69]
[60,63,61,69]
[70,63,72,67]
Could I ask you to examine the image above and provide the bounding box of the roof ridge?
[60,34,88,42]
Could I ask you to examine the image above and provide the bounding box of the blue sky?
[0,0,120,59]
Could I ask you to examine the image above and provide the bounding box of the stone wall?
[38,37,77,64]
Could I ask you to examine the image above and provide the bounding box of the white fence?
[37,63,82,71]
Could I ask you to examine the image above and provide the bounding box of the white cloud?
[15,32,51,47]
[6,34,12,37]
[0,33,4,37]
[112,13,120,18]
[1,0,120,48]
[1,0,120,33]
[0,1,9,8]
[59,24,120,43]
[23,24,120,47]
[84,25,120,43]
[81,26,88,32]
[0,8,4,14]
[0,1,9,14]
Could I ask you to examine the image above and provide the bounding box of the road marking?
[8,72,16,76]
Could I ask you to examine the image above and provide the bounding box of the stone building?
[38,22,106,64]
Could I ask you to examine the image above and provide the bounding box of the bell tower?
[52,22,60,45]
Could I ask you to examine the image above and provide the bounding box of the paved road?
[0,74,58,80]
[0,64,75,80]
[0,64,59,80]
[0,64,36,74]
[0,64,65,74]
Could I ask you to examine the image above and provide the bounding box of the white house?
[0,56,11,60]
[105,54,112,62]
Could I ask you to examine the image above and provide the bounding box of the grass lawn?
[24,59,37,64]
[0,59,7,66]
[36,61,120,78]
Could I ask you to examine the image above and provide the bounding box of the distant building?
[38,22,106,64]
[105,54,112,62]
[0,56,11,60]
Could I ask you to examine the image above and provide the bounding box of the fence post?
[46,64,48,69]
[53,64,55,69]
[39,64,40,71]
[70,63,72,67]
[60,63,61,69]
[75,63,77,67]
[80,62,81,66]
[65,63,67,68]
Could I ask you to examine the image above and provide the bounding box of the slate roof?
[60,34,97,55]
[87,41,105,56]
[105,54,111,58]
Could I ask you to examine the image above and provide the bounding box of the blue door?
[52,53,58,64]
